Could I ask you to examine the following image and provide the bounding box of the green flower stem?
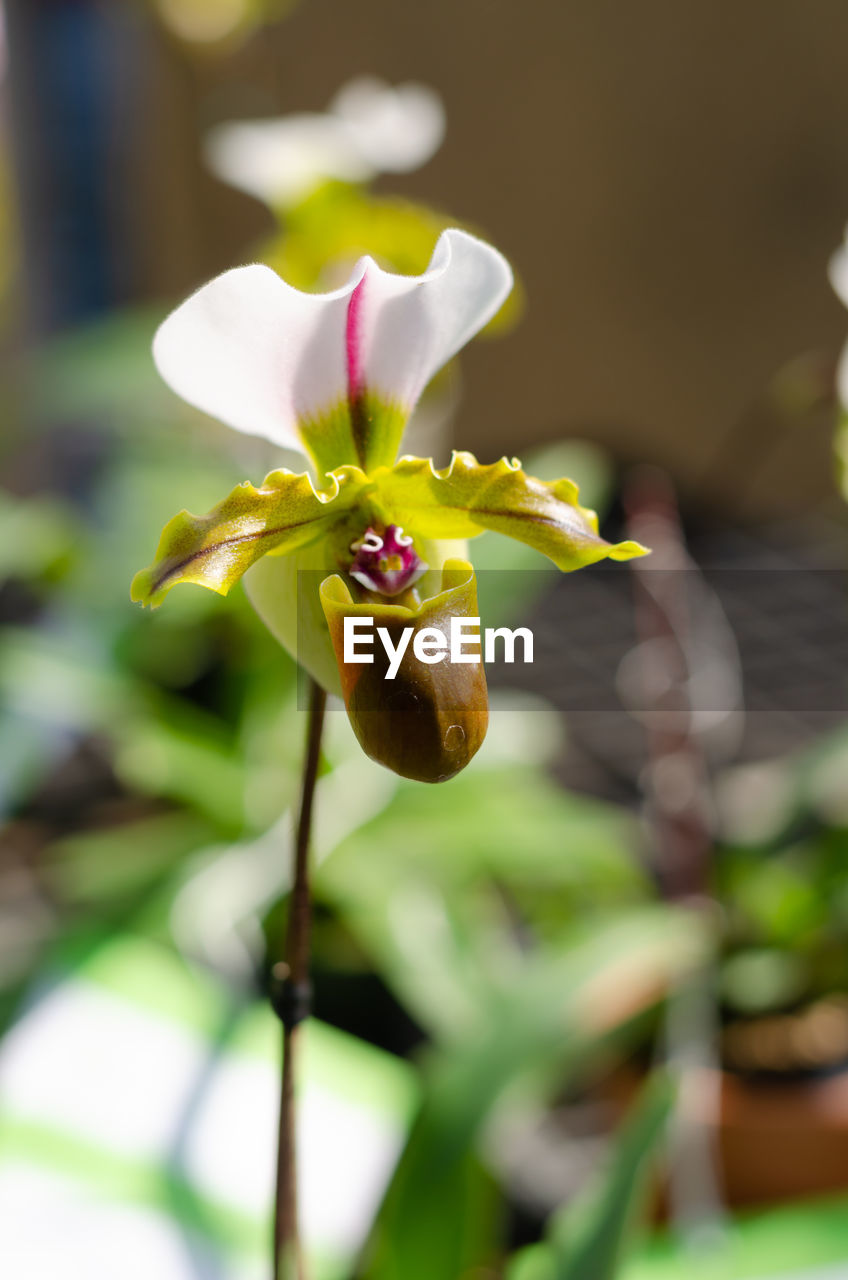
[273,678,327,1280]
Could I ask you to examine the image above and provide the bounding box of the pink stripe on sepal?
[344,273,371,467]
[345,273,367,403]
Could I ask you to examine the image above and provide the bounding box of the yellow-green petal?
[131,465,368,607]
[371,451,648,571]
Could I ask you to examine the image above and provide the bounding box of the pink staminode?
[349,525,427,596]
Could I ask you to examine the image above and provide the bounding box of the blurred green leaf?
[719,947,809,1016]
[113,715,246,832]
[0,628,253,830]
[362,914,705,1280]
[507,1073,674,1280]
[796,721,848,827]
[43,811,218,907]
[623,1193,848,1279]
[323,765,645,900]
[0,711,67,813]
[0,489,79,583]
[360,1143,499,1280]
[317,765,652,1040]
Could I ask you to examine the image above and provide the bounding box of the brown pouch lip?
[320,559,489,783]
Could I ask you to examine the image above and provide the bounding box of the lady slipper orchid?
[132,229,647,781]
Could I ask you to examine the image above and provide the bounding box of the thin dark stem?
[273,678,327,1280]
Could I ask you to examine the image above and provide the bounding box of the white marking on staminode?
[350,531,383,553]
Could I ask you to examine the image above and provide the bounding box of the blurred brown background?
[10,0,848,517]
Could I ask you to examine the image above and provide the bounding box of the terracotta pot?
[606,1061,848,1209]
[718,1067,848,1207]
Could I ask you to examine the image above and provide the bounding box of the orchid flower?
[205,76,445,210]
[132,229,646,781]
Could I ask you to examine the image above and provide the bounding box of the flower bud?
[320,560,488,782]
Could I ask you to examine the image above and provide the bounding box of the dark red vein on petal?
[470,506,592,530]
[151,517,323,596]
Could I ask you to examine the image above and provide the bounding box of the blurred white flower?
[205,114,373,207]
[829,229,848,406]
[327,76,445,173]
[205,76,446,208]
[829,229,848,310]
